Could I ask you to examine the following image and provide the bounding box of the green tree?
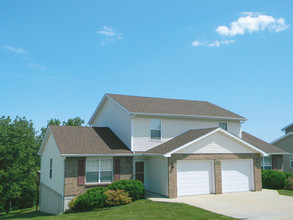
[0,116,38,213]
[63,117,85,126]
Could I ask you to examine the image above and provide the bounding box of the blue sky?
[0,0,292,142]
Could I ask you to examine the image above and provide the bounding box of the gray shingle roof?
[49,125,132,155]
[145,127,218,154]
[107,94,246,120]
[242,131,287,154]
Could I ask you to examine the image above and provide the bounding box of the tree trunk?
[5,200,10,214]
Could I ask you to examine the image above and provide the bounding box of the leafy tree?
[0,116,38,213]
[63,117,85,126]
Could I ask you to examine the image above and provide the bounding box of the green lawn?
[0,199,233,220]
[277,189,293,197]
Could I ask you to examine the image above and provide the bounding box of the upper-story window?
[289,154,293,168]
[150,119,161,140]
[86,158,113,184]
[49,158,53,179]
[219,122,228,130]
[261,156,272,170]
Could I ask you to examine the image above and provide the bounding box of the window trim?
[289,154,293,168]
[150,119,162,140]
[85,158,113,184]
[219,122,228,131]
[261,156,272,170]
[49,158,53,179]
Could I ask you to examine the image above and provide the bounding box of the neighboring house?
[38,94,283,214]
[271,123,293,173]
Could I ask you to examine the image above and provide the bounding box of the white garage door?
[221,159,254,193]
[177,160,214,196]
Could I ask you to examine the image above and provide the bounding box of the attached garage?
[221,159,254,193]
[177,160,214,196]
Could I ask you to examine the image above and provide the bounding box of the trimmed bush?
[72,186,108,211]
[68,197,77,210]
[108,179,144,201]
[262,170,287,189]
[285,176,293,190]
[105,189,132,206]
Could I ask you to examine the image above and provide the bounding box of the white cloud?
[27,63,47,71]
[192,41,203,47]
[216,12,289,37]
[5,45,27,55]
[97,26,117,36]
[208,40,235,47]
[97,26,122,45]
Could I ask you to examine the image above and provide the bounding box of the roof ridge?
[107,93,208,103]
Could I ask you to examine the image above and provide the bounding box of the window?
[150,119,161,140]
[289,154,293,168]
[261,156,272,170]
[219,122,228,130]
[86,158,113,183]
[49,158,53,179]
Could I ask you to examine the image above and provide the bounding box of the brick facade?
[168,153,262,198]
[64,156,133,197]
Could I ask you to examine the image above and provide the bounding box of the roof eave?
[130,112,246,121]
[281,122,293,132]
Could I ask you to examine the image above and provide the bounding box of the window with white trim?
[261,156,272,170]
[289,154,293,168]
[219,122,228,130]
[150,119,161,140]
[49,158,53,179]
[86,158,113,183]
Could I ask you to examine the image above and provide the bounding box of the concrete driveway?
[146,190,293,219]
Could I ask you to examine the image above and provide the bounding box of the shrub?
[108,179,144,201]
[68,197,78,210]
[72,186,108,211]
[285,176,293,190]
[105,189,132,206]
[262,170,287,189]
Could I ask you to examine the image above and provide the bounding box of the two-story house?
[271,123,293,173]
[38,94,284,214]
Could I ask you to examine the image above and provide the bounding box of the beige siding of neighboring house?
[91,98,132,149]
[274,135,293,173]
[132,116,241,152]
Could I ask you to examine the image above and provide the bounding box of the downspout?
[62,156,66,212]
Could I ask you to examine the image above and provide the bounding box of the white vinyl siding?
[176,132,256,154]
[132,116,241,152]
[261,156,272,170]
[145,157,168,196]
[86,158,113,183]
[91,98,132,149]
[40,133,64,195]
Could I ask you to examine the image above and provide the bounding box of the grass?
[277,189,293,197]
[0,199,233,220]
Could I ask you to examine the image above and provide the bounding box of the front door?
[135,161,144,183]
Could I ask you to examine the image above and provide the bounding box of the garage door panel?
[221,159,253,193]
[177,160,214,196]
